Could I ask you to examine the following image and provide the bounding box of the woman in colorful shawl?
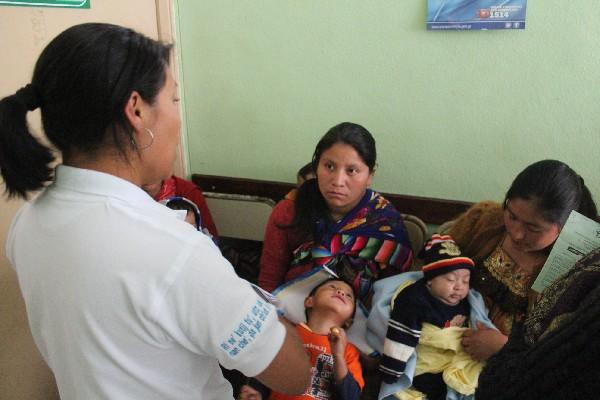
[258,122,413,303]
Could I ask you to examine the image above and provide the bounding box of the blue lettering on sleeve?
[254,320,263,331]
[219,299,273,358]
[234,323,249,337]
[259,308,268,321]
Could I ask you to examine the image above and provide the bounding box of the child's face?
[427,269,470,306]
[297,171,315,186]
[305,280,355,322]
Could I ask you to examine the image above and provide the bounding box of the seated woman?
[446,160,597,361]
[476,246,600,399]
[258,122,413,303]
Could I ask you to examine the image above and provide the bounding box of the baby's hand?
[328,326,348,358]
[238,384,263,400]
[449,314,467,327]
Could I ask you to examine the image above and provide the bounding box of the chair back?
[204,192,275,241]
[401,213,428,257]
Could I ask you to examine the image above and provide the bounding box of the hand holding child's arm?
[328,326,349,383]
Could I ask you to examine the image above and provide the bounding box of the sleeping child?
[373,234,489,400]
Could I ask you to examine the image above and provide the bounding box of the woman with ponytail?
[258,122,413,304]
[1,23,310,399]
[445,160,598,361]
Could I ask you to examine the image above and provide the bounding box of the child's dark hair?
[0,23,172,199]
[305,277,357,323]
[162,196,201,230]
[289,122,376,236]
[504,160,598,226]
[296,162,314,183]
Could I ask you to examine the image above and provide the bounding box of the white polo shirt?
[6,165,285,400]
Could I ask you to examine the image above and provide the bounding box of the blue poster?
[427,0,527,30]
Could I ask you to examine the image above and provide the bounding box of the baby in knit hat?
[379,234,475,399]
[161,196,202,230]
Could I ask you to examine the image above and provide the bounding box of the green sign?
[0,0,90,8]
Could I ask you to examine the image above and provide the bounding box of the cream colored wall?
[0,1,178,398]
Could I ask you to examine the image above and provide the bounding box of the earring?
[135,128,154,150]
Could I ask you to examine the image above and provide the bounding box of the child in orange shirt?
[239,278,364,400]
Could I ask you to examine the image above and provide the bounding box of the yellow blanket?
[394,323,484,399]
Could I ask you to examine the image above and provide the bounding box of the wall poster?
[427,0,527,30]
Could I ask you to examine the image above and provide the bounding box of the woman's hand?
[461,321,508,361]
[238,384,263,400]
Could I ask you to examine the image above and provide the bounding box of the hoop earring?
[137,128,154,150]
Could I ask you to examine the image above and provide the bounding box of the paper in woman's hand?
[532,210,600,292]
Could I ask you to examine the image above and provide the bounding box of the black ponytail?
[577,178,598,222]
[0,86,54,198]
[0,23,172,200]
[287,178,329,235]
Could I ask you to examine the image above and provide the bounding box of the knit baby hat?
[421,234,474,280]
